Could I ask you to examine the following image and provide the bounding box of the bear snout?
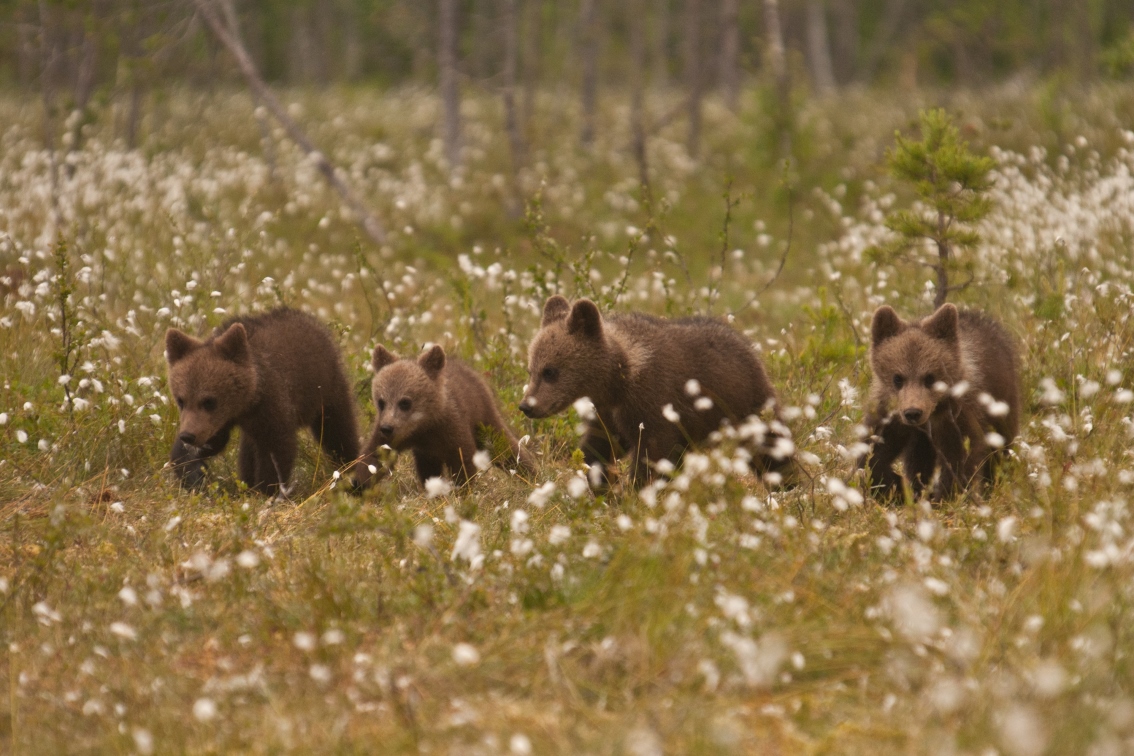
[178,431,198,446]
[379,424,395,437]
[901,407,925,425]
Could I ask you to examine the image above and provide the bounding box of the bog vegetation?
[3,82,1134,754]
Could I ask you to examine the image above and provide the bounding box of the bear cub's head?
[370,344,447,447]
[870,303,965,427]
[165,322,258,449]
[520,295,607,419]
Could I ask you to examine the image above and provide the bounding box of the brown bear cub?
[519,295,795,489]
[353,344,534,488]
[859,303,1021,500]
[165,308,360,495]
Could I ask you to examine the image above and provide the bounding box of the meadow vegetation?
[3,82,1134,753]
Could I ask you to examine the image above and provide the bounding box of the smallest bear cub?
[354,344,534,488]
[165,308,360,495]
[860,303,1021,500]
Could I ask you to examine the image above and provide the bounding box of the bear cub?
[859,302,1021,500]
[519,295,795,488]
[165,308,360,495]
[354,344,533,488]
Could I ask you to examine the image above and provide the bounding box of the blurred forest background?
[4,0,1134,161]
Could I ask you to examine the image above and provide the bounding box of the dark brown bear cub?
[519,295,795,489]
[354,344,533,487]
[859,303,1021,500]
[165,308,360,495]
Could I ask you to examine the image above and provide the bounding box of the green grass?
[3,82,1134,753]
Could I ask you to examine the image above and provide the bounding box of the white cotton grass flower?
[424,476,452,499]
[472,449,491,472]
[527,481,556,508]
[998,516,1018,543]
[582,541,601,559]
[661,403,680,423]
[452,642,480,666]
[999,704,1048,756]
[451,520,483,568]
[510,509,530,534]
[132,727,154,755]
[37,439,49,452]
[566,475,589,499]
[986,432,1006,449]
[949,380,970,398]
[236,550,260,569]
[309,664,332,683]
[293,631,317,651]
[16,430,27,443]
[0,413,7,425]
[413,523,434,548]
[572,397,597,421]
[684,379,701,396]
[838,377,858,407]
[1106,369,1122,386]
[884,582,941,641]
[118,586,138,607]
[509,733,533,755]
[1039,378,1065,405]
[548,525,571,546]
[694,396,714,411]
[109,621,137,641]
[192,697,218,722]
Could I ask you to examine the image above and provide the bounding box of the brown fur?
[354,344,534,487]
[859,303,1021,500]
[519,295,795,488]
[165,308,360,494]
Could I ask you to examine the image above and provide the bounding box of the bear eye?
[377,398,386,411]
[200,397,217,412]
[541,366,559,382]
[175,396,185,410]
[893,374,905,389]
[397,398,412,412]
[923,373,936,388]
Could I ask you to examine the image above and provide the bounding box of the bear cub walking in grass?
[520,295,795,488]
[165,308,360,495]
[354,344,533,488]
[860,303,1021,499]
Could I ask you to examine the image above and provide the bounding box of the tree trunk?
[220,0,277,180]
[806,0,837,95]
[683,0,702,158]
[762,0,791,156]
[860,0,907,84]
[719,0,740,111]
[191,0,386,245]
[830,0,859,84]
[439,0,461,169]
[653,0,669,87]
[629,0,649,190]
[67,23,99,160]
[521,0,541,136]
[579,0,599,147]
[501,0,525,176]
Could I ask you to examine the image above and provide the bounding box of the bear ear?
[165,328,201,365]
[922,303,959,343]
[870,306,904,347]
[214,322,251,365]
[372,344,398,372]
[541,295,571,326]
[566,299,603,340]
[418,344,446,377]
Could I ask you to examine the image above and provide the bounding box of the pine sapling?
[868,108,995,308]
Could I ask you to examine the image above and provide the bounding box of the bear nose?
[178,431,197,446]
[379,424,395,436]
[902,408,924,424]
[518,402,534,418]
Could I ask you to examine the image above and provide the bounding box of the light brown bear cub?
[859,303,1021,499]
[165,308,360,495]
[354,344,533,487]
[520,295,795,488]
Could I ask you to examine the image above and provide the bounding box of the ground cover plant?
[3,83,1134,754]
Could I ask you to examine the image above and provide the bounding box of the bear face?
[166,323,258,448]
[869,304,964,427]
[370,344,447,448]
[520,296,610,418]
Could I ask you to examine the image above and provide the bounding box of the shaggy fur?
[859,303,1021,499]
[354,344,534,487]
[165,308,360,494]
[519,295,795,488]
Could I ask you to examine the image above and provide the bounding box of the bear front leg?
[860,414,911,499]
[170,424,232,489]
[580,421,621,492]
[352,423,395,491]
[928,409,982,499]
[442,427,481,485]
[901,430,937,499]
[311,399,362,470]
[413,452,446,484]
[243,433,298,496]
